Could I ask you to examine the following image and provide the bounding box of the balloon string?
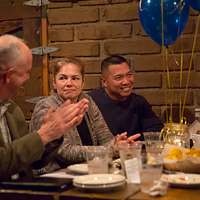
[180,50,184,123]
[167,51,183,124]
[181,14,200,119]
[179,27,184,89]
[162,47,170,123]
[166,9,185,124]
[179,98,182,123]
[160,0,170,124]
[175,5,184,124]
[163,48,168,123]
[165,52,170,88]
[161,0,170,123]
[165,48,173,123]
[166,48,175,123]
[164,47,172,123]
[179,33,184,124]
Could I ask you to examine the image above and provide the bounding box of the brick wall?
[47,0,200,120]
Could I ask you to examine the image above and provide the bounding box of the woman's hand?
[38,98,89,145]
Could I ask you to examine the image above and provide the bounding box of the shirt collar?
[0,102,11,117]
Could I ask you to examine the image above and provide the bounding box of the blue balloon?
[190,0,200,11]
[139,0,190,46]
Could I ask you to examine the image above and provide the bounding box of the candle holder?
[161,122,190,147]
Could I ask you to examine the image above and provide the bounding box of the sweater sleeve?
[29,99,50,133]
[88,97,114,145]
[29,97,63,173]
[56,95,116,165]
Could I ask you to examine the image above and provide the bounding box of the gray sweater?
[30,92,114,173]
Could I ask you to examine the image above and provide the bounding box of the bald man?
[0,35,88,180]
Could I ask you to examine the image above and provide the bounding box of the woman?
[30,57,139,173]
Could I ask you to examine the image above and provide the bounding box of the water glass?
[140,154,163,193]
[143,132,164,154]
[143,131,161,141]
[86,146,109,174]
[119,142,142,183]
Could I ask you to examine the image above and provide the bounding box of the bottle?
[190,108,200,147]
[194,108,200,134]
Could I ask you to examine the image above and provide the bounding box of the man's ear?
[101,76,107,88]
[0,74,6,84]
[2,71,10,84]
[4,67,15,84]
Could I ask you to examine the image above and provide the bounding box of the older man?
[89,55,163,139]
[0,34,88,179]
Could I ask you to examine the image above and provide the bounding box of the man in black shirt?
[89,55,163,140]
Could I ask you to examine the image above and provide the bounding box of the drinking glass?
[86,146,109,174]
[143,131,161,141]
[140,153,163,194]
[118,142,142,183]
[143,131,164,154]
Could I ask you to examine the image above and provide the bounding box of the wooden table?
[0,184,200,200]
[59,183,139,200]
[0,183,139,200]
[0,189,60,200]
[129,187,200,200]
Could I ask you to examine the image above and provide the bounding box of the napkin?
[148,180,168,197]
[111,159,122,174]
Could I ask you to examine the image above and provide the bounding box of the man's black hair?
[101,55,130,73]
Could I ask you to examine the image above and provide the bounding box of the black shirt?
[88,88,163,140]
[77,117,93,146]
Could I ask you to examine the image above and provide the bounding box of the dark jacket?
[0,100,44,180]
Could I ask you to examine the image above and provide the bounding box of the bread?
[163,144,200,173]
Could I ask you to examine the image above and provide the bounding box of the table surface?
[60,183,139,200]
[0,183,200,200]
[130,188,200,200]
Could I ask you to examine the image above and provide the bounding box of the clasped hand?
[115,132,141,145]
[38,98,89,145]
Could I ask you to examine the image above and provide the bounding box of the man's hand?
[115,132,141,145]
[127,133,141,143]
[38,98,89,145]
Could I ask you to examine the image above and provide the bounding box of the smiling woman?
[29,57,115,174]
[52,58,85,103]
[30,57,141,175]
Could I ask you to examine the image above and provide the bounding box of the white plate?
[73,180,126,191]
[67,164,88,175]
[161,173,200,188]
[73,174,126,186]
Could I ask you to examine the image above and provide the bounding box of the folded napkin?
[111,159,122,174]
[148,180,168,197]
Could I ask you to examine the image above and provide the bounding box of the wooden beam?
[0,5,40,20]
[0,20,22,34]
[41,17,49,96]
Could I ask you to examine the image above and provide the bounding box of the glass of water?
[86,146,109,174]
[118,142,142,184]
[140,153,163,194]
[143,131,164,154]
